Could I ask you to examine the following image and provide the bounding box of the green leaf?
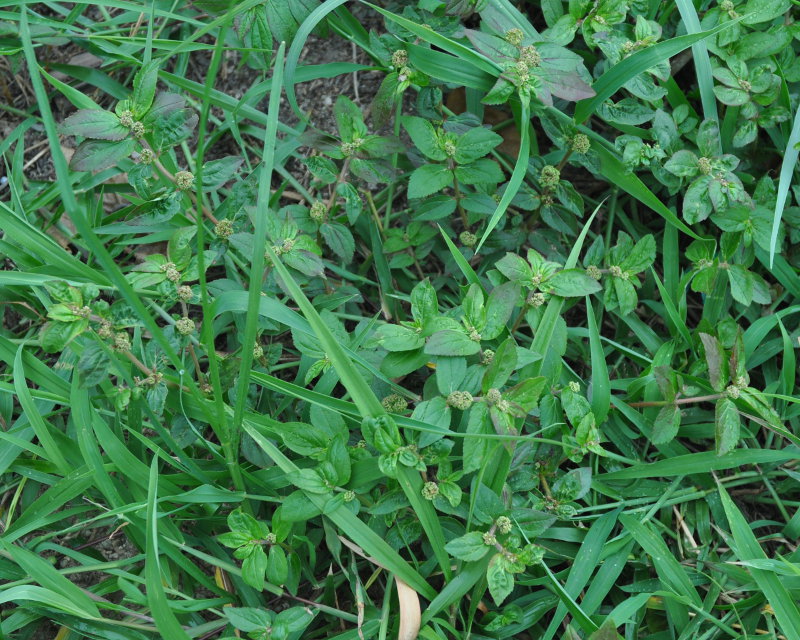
[242,546,268,590]
[505,377,547,413]
[664,150,699,177]
[728,264,753,305]
[402,116,445,161]
[267,546,289,585]
[483,282,519,340]
[289,468,330,494]
[444,531,490,561]
[613,278,638,316]
[60,109,128,140]
[482,337,517,392]
[741,0,791,24]
[496,252,533,283]
[201,156,243,190]
[425,330,481,357]
[224,607,272,632]
[454,126,503,164]
[131,60,161,117]
[407,164,453,199]
[77,342,112,387]
[620,235,656,273]
[41,319,87,353]
[69,138,136,172]
[487,555,515,606]
[547,269,602,297]
[699,333,727,392]
[464,403,491,474]
[377,324,425,352]
[320,222,355,263]
[715,397,740,455]
[651,403,681,444]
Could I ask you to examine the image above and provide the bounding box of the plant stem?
[627,393,723,408]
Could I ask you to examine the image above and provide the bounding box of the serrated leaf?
[61,109,128,140]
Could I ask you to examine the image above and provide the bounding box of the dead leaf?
[396,578,421,640]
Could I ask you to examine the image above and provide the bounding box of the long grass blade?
[769,102,800,266]
[718,482,800,638]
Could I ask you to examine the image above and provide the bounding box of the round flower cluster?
[310,200,327,222]
[504,28,524,46]
[514,60,530,84]
[446,391,474,411]
[586,265,602,280]
[495,515,513,534]
[341,138,364,157]
[381,394,409,413]
[119,110,134,128]
[114,331,131,352]
[528,291,546,307]
[253,344,264,359]
[422,481,439,500]
[481,349,495,365]
[178,285,193,302]
[460,231,477,248]
[214,218,234,239]
[609,265,628,279]
[571,134,591,154]
[539,165,560,188]
[175,316,195,335]
[697,157,713,175]
[519,45,541,67]
[175,170,194,190]
[271,238,296,256]
[139,148,155,164]
[486,388,502,405]
[568,381,581,393]
[131,121,145,138]
[98,320,113,339]
[391,49,408,68]
[161,262,181,282]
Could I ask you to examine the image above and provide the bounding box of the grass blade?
[597,446,796,480]
[145,459,192,640]
[586,297,610,423]
[675,0,721,142]
[541,509,619,639]
[438,224,485,293]
[476,103,531,252]
[717,482,800,638]
[574,21,734,125]
[769,101,800,266]
[13,347,71,475]
[230,42,285,477]
[285,0,351,117]
[619,513,701,628]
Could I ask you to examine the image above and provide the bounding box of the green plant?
[2,0,800,638]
